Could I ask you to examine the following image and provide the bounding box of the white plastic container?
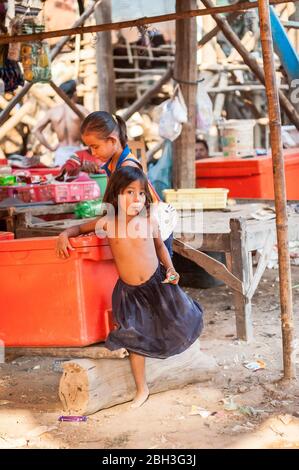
[219,119,256,158]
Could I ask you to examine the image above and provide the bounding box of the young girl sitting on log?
[56,166,203,408]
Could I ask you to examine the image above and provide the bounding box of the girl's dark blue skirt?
[105,264,204,359]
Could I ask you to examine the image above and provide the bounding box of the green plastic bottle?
[0,175,17,186]
[74,198,104,219]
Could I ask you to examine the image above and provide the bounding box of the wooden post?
[229,218,253,341]
[201,0,299,130]
[258,0,295,380]
[94,0,116,112]
[173,0,197,189]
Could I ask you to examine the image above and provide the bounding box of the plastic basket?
[163,188,229,210]
[51,182,100,203]
[0,181,100,204]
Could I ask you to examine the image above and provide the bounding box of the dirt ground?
[1,267,299,449]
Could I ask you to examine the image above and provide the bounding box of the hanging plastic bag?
[154,201,178,242]
[148,139,173,200]
[196,82,213,132]
[159,86,187,141]
[148,140,178,240]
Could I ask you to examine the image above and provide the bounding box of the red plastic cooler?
[0,235,118,347]
[196,148,299,199]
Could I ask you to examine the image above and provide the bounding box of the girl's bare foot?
[130,386,149,408]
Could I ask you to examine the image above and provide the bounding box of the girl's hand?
[162,267,180,285]
[56,233,75,259]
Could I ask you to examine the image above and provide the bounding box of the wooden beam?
[0,1,293,45]
[208,84,289,93]
[0,95,36,127]
[282,21,299,29]
[258,0,295,379]
[94,0,116,113]
[173,0,197,189]
[197,10,241,48]
[0,82,34,127]
[49,80,85,119]
[201,0,299,130]
[213,72,228,120]
[173,238,243,294]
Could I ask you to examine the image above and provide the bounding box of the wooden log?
[7,345,128,360]
[59,340,218,415]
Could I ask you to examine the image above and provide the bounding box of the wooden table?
[7,200,299,341]
[173,201,299,341]
[0,202,78,235]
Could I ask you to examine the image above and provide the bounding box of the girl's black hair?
[103,166,153,214]
[80,111,128,148]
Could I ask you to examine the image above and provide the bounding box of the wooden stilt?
[173,0,197,189]
[258,0,295,379]
[95,0,116,113]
